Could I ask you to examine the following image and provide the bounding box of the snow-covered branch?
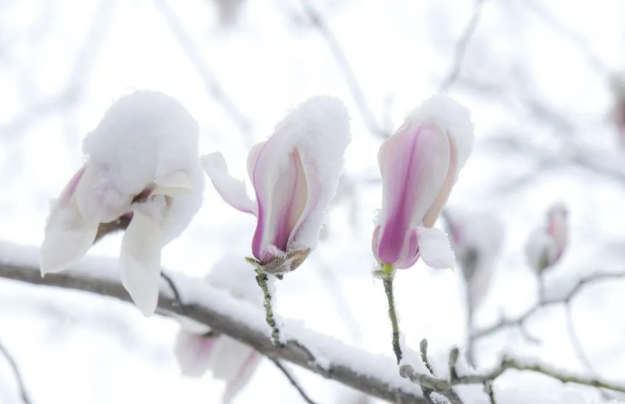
[0,241,426,404]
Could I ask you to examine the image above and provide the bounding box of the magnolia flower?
[525,203,568,273]
[39,91,204,316]
[202,96,350,274]
[175,255,262,403]
[372,95,474,270]
[445,209,504,309]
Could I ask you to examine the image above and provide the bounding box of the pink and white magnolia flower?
[525,203,568,273]
[202,96,350,272]
[446,209,504,308]
[39,91,204,316]
[372,95,474,270]
[175,255,262,403]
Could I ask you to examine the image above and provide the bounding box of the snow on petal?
[202,152,257,215]
[119,199,166,316]
[416,226,455,269]
[175,330,216,377]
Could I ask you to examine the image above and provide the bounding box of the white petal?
[202,152,257,215]
[175,330,215,377]
[153,170,193,197]
[416,226,455,269]
[120,209,164,316]
[40,199,98,276]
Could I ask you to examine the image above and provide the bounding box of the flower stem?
[381,264,402,364]
[255,268,283,347]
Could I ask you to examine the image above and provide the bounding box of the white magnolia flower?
[202,96,350,274]
[175,255,262,403]
[39,91,204,316]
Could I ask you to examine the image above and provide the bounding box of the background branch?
[0,337,32,404]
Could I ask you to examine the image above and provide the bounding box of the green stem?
[382,264,402,364]
[255,268,283,347]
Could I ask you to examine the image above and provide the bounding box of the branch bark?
[0,246,425,404]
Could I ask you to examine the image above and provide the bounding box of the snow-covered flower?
[202,96,350,274]
[175,255,262,403]
[372,95,474,270]
[525,203,568,273]
[446,209,504,308]
[39,91,204,316]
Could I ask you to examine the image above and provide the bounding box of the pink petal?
[175,330,216,377]
[374,123,451,267]
[251,130,307,263]
[202,152,257,215]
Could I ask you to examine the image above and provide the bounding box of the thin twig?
[271,359,318,404]
[299,0,385,138]
[381,267,402,364]
[400,353,625,402]
[255,268,284,348]
[439,0,487,92]
[152,0,253,145]
[471,272,625,342]
[0,338,32,404]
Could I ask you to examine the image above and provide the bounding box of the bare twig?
[0,337,32,404]
[152,0,253,145]
[439,0,487,92]
[0,253,425,404]
[271,359,318,404]
[471,272,625,342]
[299,0,385,138]
[400,354,625,401]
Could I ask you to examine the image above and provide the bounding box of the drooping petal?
[75,163,132,224]
[375,124,451,267]
[202,152,257,215]
[40,198,99,276]
[209,336,261,403]
[415,226,455,269]
[175,330,216,377]
[222,351,261,404]
[119,201,166,316]
[153,170,193,197]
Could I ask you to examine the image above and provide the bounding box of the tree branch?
[471,272,625,342]
[0,242,425,404]
[0,337,32,404]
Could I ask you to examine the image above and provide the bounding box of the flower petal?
[175,330,216,377]
[209,336,261,403]
[375,123,450,266]
[119,205,164,316]
[153,170,193,197]
[40,198,98,276]
[202,152,257,215]
[415,226,455,269]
